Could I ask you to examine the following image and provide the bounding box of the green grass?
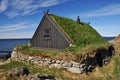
[97,55,120,80]
[112,55,120,77]
[50,14,108,47]
[15,44,60,57]
[0,60,75,80]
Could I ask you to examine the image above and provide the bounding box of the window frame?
[43,28,51,40]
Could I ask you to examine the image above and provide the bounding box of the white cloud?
[0,23,28,32]
[0,22,37,32]
[38,0,69,7]
[3,0,70,18]
[6,11,20,18]
[0,32,33,39]
[70,4,120,18]
[0,22,37,38]
[0,0,8,13]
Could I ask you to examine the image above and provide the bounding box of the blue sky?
[0,0,120,39]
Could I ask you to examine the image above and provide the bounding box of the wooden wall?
[31,14,72,49]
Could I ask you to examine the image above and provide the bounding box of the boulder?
[8,66,30,77]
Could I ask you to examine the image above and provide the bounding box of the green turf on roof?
[50,14,107,47]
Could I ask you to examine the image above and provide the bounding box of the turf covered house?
[30,11,106,49]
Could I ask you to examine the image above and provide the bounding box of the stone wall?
[11,47,113,74]
[12,51,92,74]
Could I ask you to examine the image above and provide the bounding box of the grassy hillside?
[0,55,120,80]
[50,14,108,47]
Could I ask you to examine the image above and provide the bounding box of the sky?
[0,0,120,39]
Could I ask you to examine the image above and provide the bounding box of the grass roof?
[50,14,108,47]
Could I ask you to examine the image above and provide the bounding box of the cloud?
[70,4,120,18]
[2,0,70,18]
[6,11,20,18]
[0,22,37,38]
[0,32,33,39]
[0,23,28,32]
[0,0,8,13]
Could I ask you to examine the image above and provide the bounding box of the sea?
[0,38,31,56]
[0,37,115,56]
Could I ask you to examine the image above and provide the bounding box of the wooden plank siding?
[30,14,73,49]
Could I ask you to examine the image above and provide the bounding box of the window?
[43,29,50,39]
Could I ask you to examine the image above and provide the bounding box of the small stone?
[43,62,49,66]
[71,61,80,68]
[67,67,82,74]
[45,58,48,61]
[49,64,62,69]
[80,63,85,68]
[51,60,56,63]
[27,73,40,80]
[11,51,16,58]
[28,56,35,60]
[62,61,72,68]
[55,60,61,64]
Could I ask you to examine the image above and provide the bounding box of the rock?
[62,61,72,68]
[39,75,55,80]
[27,73,40,80]
[67,67,82,74]
[71,61,80,68]
[49,64,62,69]
[80,63,86,68]
[7,67,55,80]
[28,56,35,60]
[80,67,85,72]
[45,58,49,61]
[51,60,56,63]
[11,51,17,58]
[33,60,40,65]
[55,60,61,64]
[8,66,30,77]
[27,74,55,80]
[43,61,49,67]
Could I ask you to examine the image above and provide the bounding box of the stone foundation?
[11,47,114,74]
